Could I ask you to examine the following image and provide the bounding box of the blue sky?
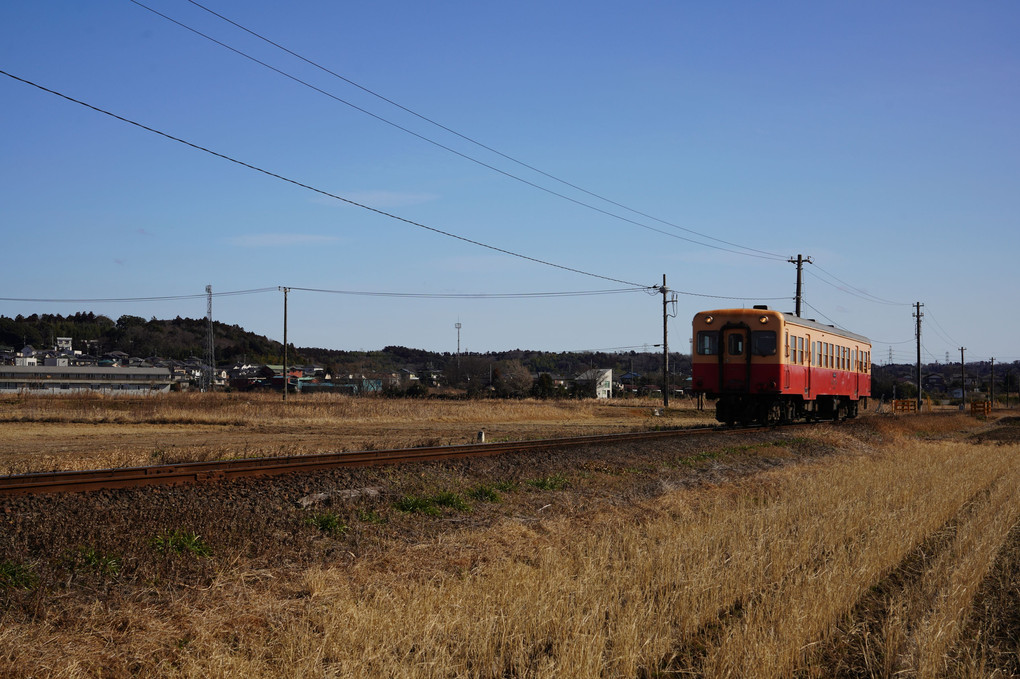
[2,1,1018,363]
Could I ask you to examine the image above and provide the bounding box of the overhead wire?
[800,299,842,328]
[127,0,788,262]
[924,307,961,347]
[0,69,651,290]
[566,343,663,353]
[283,285,789,301]
[0,288,277,303]
[285,287,648,299]
[804,266,907,306]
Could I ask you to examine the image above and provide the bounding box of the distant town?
[0,313,1016,403]
[0,335,625,399]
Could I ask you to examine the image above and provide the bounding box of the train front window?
[697,331,719,355]
[751,331,776,356]
[727,334,744,356]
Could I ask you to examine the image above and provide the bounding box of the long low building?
[0,365,173,394]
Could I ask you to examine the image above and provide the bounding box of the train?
[690,306,871,425]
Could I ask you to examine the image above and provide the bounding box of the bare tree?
[493,359,533,398]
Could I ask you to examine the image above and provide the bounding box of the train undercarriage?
[714,393,864,426]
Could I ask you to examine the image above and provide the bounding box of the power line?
[804,265,908,306]
[208,284,788,303]
[870,338,915,345]
[800,299,841,328]
[0,288,277,303]
[128,0,788,262]
[1,281,788,306]
[924,307,960,347]
[0,69,650,290]
[286,286,648,299]
[566,343,664,353]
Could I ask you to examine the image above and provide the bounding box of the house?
[575,368,613,399]
[15,346,37,367]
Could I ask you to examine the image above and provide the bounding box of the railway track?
[0,423,804,496]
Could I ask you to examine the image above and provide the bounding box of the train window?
[812,341,817,366]
[728,333,744,355]
[798,337,805,364]
[751,330,776,356]
[697,331,719,355]
[784,332,789,358]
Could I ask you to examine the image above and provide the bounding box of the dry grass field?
[1,396,1018,678]
[0,392,716,474]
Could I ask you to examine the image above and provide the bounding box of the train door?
[806,335,812,397]
[852,347,859,398]
[720,323,750,392]
[783,330,790,389]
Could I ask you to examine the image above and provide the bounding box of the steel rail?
[0,424,799,497]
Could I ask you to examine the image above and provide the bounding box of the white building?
[0,366,172,394]
[575,368,613,399]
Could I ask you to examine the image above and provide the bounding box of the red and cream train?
[691,306,871,425]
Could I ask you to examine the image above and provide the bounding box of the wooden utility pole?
[788,254,812,317]
[661,274,669,408]
[960,347,967,406]
[990,357,995,407]
[282,286,290,402]
[914,302,923,411]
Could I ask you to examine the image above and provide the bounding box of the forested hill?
[0,313,282,365]
[0,313,672,378]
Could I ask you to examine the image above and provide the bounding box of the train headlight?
[704,316,713,325]
[759,316,769,324]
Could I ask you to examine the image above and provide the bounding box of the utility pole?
[662,274,669,408]
[205,285,214,392]
[990,357,995,407]
[960,347,967,406]
[914,302,923,411]
[455,322,462,380]
[788,254,812,317]
[281,286,290,402]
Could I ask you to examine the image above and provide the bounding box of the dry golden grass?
[0,392,716,473]
[2,409,1017,678]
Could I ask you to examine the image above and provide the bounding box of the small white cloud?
[228,233,341,248]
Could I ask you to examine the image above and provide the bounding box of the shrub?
[493,480,520,493]
[357,509,386,524]
[395,495,440,516]
[527,474,569,491]
[0,561,38,590]
[395,491,471,515]
[468,484,501,503]
[76,546,121,576]
[151,529,211,557]
[306,512,347,536]
[433,491,470,512]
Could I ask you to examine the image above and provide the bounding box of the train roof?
[780,312,871,345]
[696,308,871,346]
